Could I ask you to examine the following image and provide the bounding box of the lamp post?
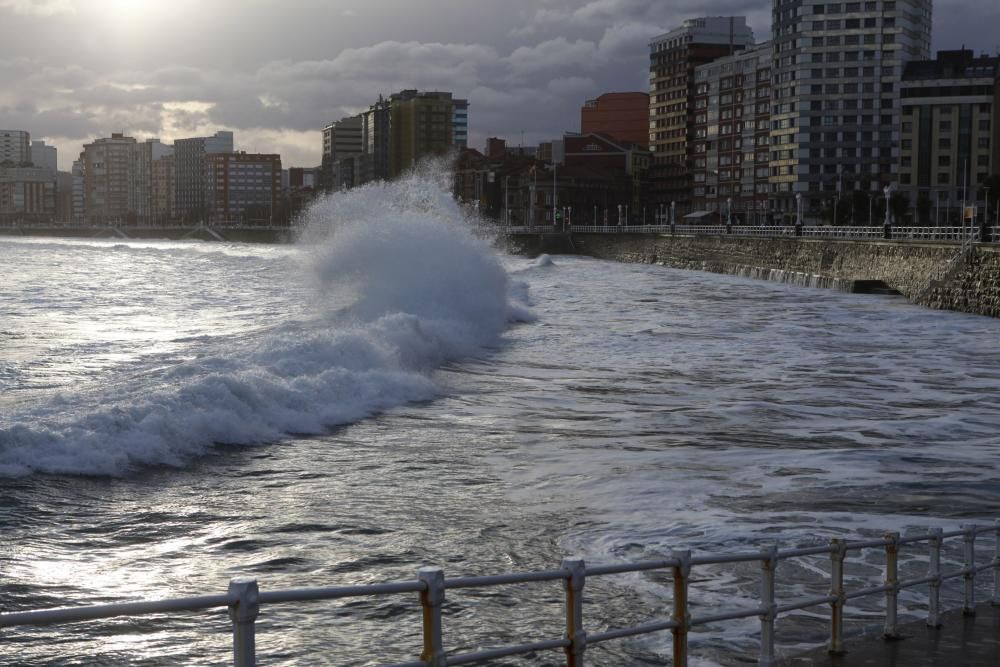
[795,193,802,226]
[727,197,732,225]
[985,186,991,231]
[617,203,622,226]
[884,185,892,227]
[869,193,874,226]
[670,201,676,226]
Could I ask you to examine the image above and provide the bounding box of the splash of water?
[0,172,530,477]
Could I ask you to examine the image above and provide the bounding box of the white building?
[769,0,933,216]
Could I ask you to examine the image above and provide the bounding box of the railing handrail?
[3,520,999,666]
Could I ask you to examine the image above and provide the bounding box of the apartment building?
[648,17,755,210]
[691,42,774,222]
[897,49,1000,223]
[205,152,281,224]
[80,133,142,225]
[0,166,56,221]
[174,131,234,222]
[389,90,455,178]
[769,0,932,217]
[0,130,30,166]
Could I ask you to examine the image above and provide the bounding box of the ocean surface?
[2,175,999,666]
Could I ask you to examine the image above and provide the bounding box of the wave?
[0,171,531,478]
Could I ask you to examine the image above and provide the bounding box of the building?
[321,115,364,190]
[80,133,141,225]
[581,92,651,148]
[452,98,469,149]
[362,97,392,182]
[152,155,175,224]
[897,49,1000,224]
[55,171,74,222]
[174,131,233,222]
[648,17,756,211]
[30,140,57,173]
[0,130,30,166]
[205,152,281,224]
[768,0,932,218]
[691,42,773,223]
[71,160,84,224]
[0,166,56,222]
[389,90,455,178]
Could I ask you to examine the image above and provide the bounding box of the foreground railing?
[1,522,998,666]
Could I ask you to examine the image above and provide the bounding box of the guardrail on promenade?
[496,224,994,243]
[1,522,998,666]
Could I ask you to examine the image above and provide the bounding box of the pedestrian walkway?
[786,604,1000,666]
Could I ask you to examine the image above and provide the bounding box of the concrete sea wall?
[508,232,1000,318]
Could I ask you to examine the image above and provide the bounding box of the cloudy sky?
[1,0,997,171]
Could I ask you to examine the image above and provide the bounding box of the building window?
[937,173,949,184]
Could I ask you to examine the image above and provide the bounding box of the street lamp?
[727,197,732,225]
[883,185,892,227]
[795,193,803,226]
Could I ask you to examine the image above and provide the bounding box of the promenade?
[789,604,1000,666]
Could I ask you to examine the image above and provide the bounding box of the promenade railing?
[2,522,998,666]
[498,224,997,243]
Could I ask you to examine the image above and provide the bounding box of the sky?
[1,0,998,171]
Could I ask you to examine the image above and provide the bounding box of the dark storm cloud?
[0,0,996,169]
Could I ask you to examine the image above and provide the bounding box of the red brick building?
[581,92,650,148]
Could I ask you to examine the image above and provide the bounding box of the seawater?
[2,173,999,666]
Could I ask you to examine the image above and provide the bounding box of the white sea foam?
[0,172,530,477]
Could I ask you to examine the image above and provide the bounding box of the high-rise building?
[152,155,175,224]
[581,92,651,148]
[71,160,84,224]
[30,140,57,173]
[897,49,1000,224]
[321,115,364,190]
[648,18,755,210]
[363,97,391,182]
[691,42,773,222]
[174,130,233,222]
[769,0,932,217]
[80,133,145,224]
[205,152,281,224]
[389,90,455,178]
[0,130,30,166]
[452,98,469,149]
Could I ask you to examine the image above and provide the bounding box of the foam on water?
[0,172,529,477]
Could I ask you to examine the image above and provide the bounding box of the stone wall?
[518,232,1000,318]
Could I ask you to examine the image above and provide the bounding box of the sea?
[2,172,999,666]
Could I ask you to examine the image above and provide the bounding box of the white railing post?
[994,519,1000,606]
[419,567,446,667]
[962,524,977,615]
[828,538,846,655]
[228,577,259,667]
[883,532,900,639]
[671,550,691,667]
[562,559,587,666]
[927,527,943,626]
[758,545,778,667]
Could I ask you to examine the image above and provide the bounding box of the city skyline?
[1,0,998,172]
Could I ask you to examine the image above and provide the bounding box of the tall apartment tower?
[769,0,932,217]
[691,42,774,222]
[174,131,233,222]
[80,133,148,225]
[452,98,469,149]
[648,17,755,211]
[205,152,281,224]
[363,96,391,182]
[389,90,455,178]
[1,130,30,165]
[582,92,651,148]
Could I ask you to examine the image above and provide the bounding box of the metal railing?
[497,223,1000,244]
[2,521,998,666]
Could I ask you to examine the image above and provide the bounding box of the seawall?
[507,232,1000,318]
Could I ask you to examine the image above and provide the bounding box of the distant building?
[205,152,281,224]
[389,90,455,178]
[321,115,364,190]
[71,160,84,224]
[452,98,469,149]
[362,96,391,182]
[80,133,151,225]
[152,155,175,224]
[30,140,57,173]
[897,49,1000,223]
[648,17,755,211]
[55,171,74,222]
[0,166,56,222]
[174,130,233,222]
[768,0,932,217]
[691,42,773,223]
[0,129,30,166]
[581,92,650,148]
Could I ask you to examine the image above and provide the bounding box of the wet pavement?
[786,604,1000,666]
